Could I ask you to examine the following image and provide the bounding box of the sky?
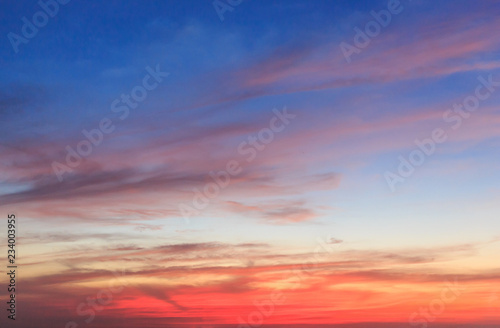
[0,0,500,327]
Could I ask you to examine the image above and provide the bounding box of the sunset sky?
[1,0,500,327]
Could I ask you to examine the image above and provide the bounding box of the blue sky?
[1,0,500,326]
